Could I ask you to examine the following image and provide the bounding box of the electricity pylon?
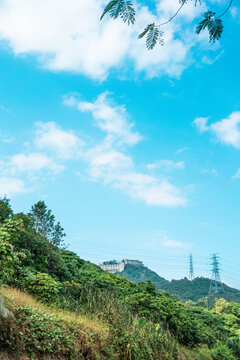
[189,253,194,280]
[209,254,224,294]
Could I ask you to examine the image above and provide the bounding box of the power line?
[66,238,240,288]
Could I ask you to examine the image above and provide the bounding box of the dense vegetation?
[117,264,169,290]
[0,198,240,359]
[118,264,240,304]
[164,277,240,304]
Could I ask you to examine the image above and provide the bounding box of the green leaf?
[196,11,223,43]
[146,23,159,50]
[109,0,125,20]
[120,1,135,25]
[138,24,154,39]
[138,23,164,50]
[100,0,118,21]
[100,1,135,25]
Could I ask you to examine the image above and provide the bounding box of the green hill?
[116,264,169,289]
[163,277,240,303]
[117,264,240,303]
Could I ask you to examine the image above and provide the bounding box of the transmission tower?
[189,253,194,280]
[209,254,224,295]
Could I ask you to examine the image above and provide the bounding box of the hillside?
[164,277,240,303]
[116,264,169,289]
[117,264,240,303]
[1,199,240,359]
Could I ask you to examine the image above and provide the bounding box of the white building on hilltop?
[99,259,143,273]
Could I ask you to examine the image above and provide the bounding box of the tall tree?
[30,201,66,247]
[0,197,13,223]
[30,201,55,239]
[51,221,66,247]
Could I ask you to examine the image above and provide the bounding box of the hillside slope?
[0,286,201,360]
[117,264,169,289]
[164,277,240,303]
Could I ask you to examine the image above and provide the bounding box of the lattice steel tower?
[209,254,224,294]
[189,253,194,280]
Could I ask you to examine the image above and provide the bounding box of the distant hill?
[116,264,169,289]
[117,264,240,303]
[163,277,240,303]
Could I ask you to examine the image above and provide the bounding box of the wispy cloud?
[202,168,218,176]
[176,147,188,154]
[193,112,240,149]
[0,93,188,205]
[64,92,141,146]
[0,177,27,197]
[34,122,84,159]
[231,169,240,180]
[0,105,11,113]
[147,160,185,171]
[151,230,193,248]
[65,92,187,206]
[5,153,64,175]
[193,117,209,133]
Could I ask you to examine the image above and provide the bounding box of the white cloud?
[8,153,64,174]
[202,168,218,176]
[147,159,185,171]
[0,177,27,197]
[0,105,11,113]
[194,112,240,149]
[123,178,186,206]
[0,131,14,143]
[68,92,187,206]
[231,169,240,180]
[176,147,188,154]
[230,6,239,19]
[64,92,141,146]
[153,230,193,248]
[0,0,209,79]
[0,92,187,206]
[34,121,84,158]
[193,117,209,133]
[201,50,224,65]
[210,112,240,148]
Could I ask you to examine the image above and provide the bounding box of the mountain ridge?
[117,263,240,303]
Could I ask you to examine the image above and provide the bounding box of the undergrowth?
[0,286,215,360]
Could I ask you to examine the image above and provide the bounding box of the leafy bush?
[211,344,237,360]
[22,272,62,303]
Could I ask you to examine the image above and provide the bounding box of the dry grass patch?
[0,286,109,338]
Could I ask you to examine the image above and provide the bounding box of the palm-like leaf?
[146,24,159,50]
[138,24,154,39]
[109,0,124,19]
[100,0,118,21]
[100,0,135,25]
[120,1,135,25]
[196,11,223,43]
[138,23,164,50]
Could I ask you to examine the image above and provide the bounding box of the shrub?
[22,272,62,303]
[211,344,237,360]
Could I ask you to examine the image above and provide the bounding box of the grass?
[0,285,111,360]
[0,285,109,337]
[0,286,214,360]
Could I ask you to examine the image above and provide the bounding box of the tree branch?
[157,1,187,28]
[217,0,233,18]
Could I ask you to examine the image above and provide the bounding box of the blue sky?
[0,0,240,288]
